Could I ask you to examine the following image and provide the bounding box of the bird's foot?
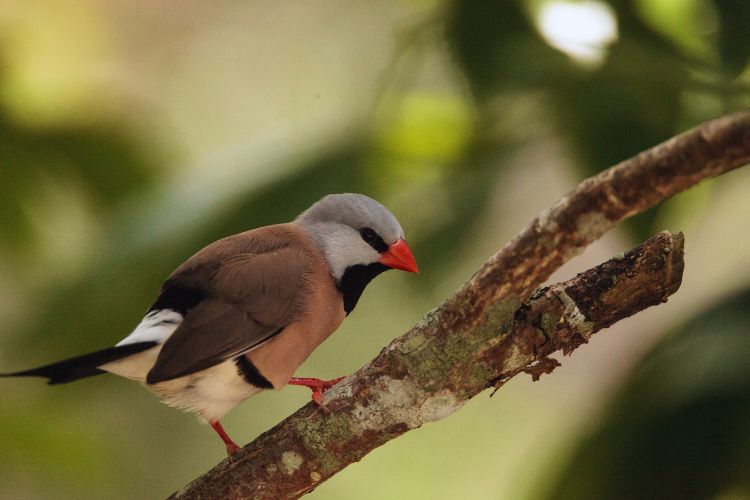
[210,420,242,458]
[225,442,241,457]
[288,376,346,405]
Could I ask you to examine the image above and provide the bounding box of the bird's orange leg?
[288,376,345,405]
[210,420,241,457]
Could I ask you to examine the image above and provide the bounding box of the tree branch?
[171,110,750,499]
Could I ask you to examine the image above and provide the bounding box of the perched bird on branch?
[1,193,418,456]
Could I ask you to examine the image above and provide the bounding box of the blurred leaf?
[550,2,690,241]
[446,0,571,100]
[712,0,750,77]
[410,163,505,285]
[445,1,695,242]
[375,91,474,162]
[0,106,158,256]
[0,110,156,201]
[543,289,750,500]
[433,1,563,274]
[634,0,716,59]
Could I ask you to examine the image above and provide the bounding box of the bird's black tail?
[0,341,157,385]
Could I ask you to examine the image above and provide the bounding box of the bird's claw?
[289,376,346,407]
[226,442,241,457]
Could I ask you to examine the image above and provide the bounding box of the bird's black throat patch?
[338,263,389,314]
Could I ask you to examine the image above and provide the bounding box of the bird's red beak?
[379,239,419,274]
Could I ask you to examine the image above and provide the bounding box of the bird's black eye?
[360,227,388,252]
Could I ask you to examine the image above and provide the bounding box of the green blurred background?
[1,1,749,498]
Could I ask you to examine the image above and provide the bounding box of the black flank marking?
[148,281,206,316]
[339,263,390,314]
[0,341,158,385]
[235,356,274,389]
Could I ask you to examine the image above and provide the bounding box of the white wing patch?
[116,309,183,346]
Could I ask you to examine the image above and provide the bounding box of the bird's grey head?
[296,193,412,282]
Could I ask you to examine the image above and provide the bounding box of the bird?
[1,193,418,456]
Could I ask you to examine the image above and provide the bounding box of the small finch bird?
[1,193,418,456]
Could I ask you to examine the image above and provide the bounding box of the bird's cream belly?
[150,360,262,422]
[101,347,260,422]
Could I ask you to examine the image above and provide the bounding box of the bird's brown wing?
[146,231,312,384]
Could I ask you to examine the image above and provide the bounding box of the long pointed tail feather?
[0,341,157,385]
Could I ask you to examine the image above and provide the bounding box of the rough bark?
[171,109,750,499]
